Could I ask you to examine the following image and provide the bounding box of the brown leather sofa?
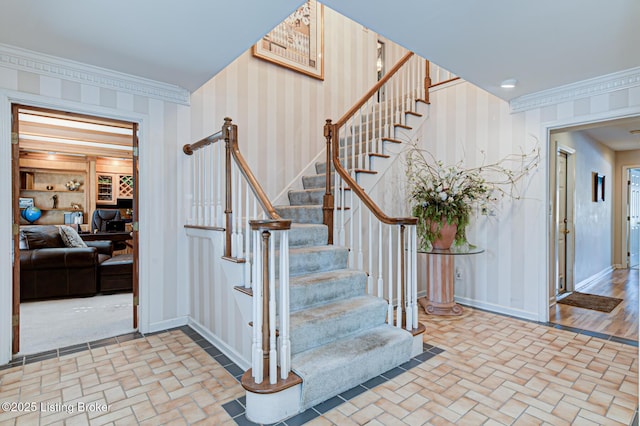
[20,225,113,301]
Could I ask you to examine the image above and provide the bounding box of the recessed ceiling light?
[501,79,517,89]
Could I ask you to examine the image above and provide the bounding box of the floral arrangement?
[406,144,539,250]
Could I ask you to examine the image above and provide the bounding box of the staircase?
[273,165,413,410]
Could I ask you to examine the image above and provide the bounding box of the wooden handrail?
[328,120,417,226]
[226,120,282,221]
[430,77,461,89]
[334,52,414,129]
[183,130,224,155]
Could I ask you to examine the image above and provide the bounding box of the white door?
[629,169,640,268]
[556,152,570,295]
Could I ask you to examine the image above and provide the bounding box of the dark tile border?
[220,341,445,426]
[463,304,639,347]
[2,330,145,370]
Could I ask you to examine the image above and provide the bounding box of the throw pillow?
[58,225,88,248]
[19,231,28,250]
[21,225,65,249]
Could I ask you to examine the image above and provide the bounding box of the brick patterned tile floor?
[0,307,637,425]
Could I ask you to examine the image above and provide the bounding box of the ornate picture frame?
[252,0,324,80]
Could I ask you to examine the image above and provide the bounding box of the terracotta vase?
[430,219,457,250]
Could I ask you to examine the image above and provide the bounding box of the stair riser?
[302,174,332,189]
[273,224,327,248]
[290,296,388,355]
[289,270,367,312]
[287,247,349,276]
[288,189,324,206]
[275,206,323,224]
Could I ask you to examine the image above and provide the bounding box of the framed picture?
[593,172,605,202]
[252,0,324,80]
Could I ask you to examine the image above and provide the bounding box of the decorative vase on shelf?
[428,218,457,250]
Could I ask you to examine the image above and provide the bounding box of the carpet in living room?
[19,293,134,356]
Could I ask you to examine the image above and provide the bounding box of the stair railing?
[322,52,429,332]
[183,118,299,390]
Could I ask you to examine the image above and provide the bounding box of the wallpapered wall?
[0,63,191,356]
[189,6,407,202]
[417,80,640,319]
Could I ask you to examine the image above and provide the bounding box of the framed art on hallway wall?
[252,0,324,80]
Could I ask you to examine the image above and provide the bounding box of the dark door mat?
[557,292,623,313]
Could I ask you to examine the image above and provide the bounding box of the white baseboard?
[147,316,189,334]
[574,266,614,292]
[454,297,539,322]
[188,317,251,370]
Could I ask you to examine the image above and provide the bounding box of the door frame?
[540,105,640,323]
[0,90,148,363]
[549,143,576,306]
[622,166,640,268]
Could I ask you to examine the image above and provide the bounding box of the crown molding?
[0,43,190,105]
[510,66,640,113]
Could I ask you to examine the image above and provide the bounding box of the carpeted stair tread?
[288,245,349,276]
[275,205,323,224]
[290,295,388,356]
[288,188,324,206]
[289,268,367,312]
[292,324,412,409]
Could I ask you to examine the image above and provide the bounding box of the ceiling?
[1,1,639,149]
[558,116,640,152]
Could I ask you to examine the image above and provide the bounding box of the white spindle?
[348,190,354,267]
[196,151,202,225]
[396,225,402,328]
[216,142,223,227]
[279,231,291,379]
[269,232,277,385]
[236,167,244,258]
[357,199,363,271]
[412,225,418,329]
[203,147,209,227]
[367,211,373,295]
[191,150,197,224]
[244,188,251,288]
[387,225,393,324]
[378,221,383,298]
[253,229,263,383]
[405,226,412,331]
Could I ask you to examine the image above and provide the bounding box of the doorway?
[11,105,140,355]
[550,145,576,304]
[627,168,640,269]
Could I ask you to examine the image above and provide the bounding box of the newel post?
[424,60,432,104]
[223,117,234,258]
[323,119,334,244]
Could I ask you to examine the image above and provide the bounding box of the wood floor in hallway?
[550,268,639,341]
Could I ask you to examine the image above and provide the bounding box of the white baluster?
[365,100,370,169]
[357,197,363,271]
[279,231,291,379]
[396,225,402,328]
[190,150,196,225]
[236,169,244,259]
[378,220,383,298]
[253,229,263,383]
[209,145,215,226]
[412,225,418,329]
[269,232,277,385]
[196,151,202,225]
[405,226,412,331]
[348,189,354,267]
[244,187,251,288]
[367,211,373,294]
[216,142,223,227]
[387,225,393,324]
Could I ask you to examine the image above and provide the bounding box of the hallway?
[550,268,639,342]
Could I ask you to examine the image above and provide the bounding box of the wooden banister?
[182,130,224,155]
[334,52,414,129]
[328,121,417,226]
